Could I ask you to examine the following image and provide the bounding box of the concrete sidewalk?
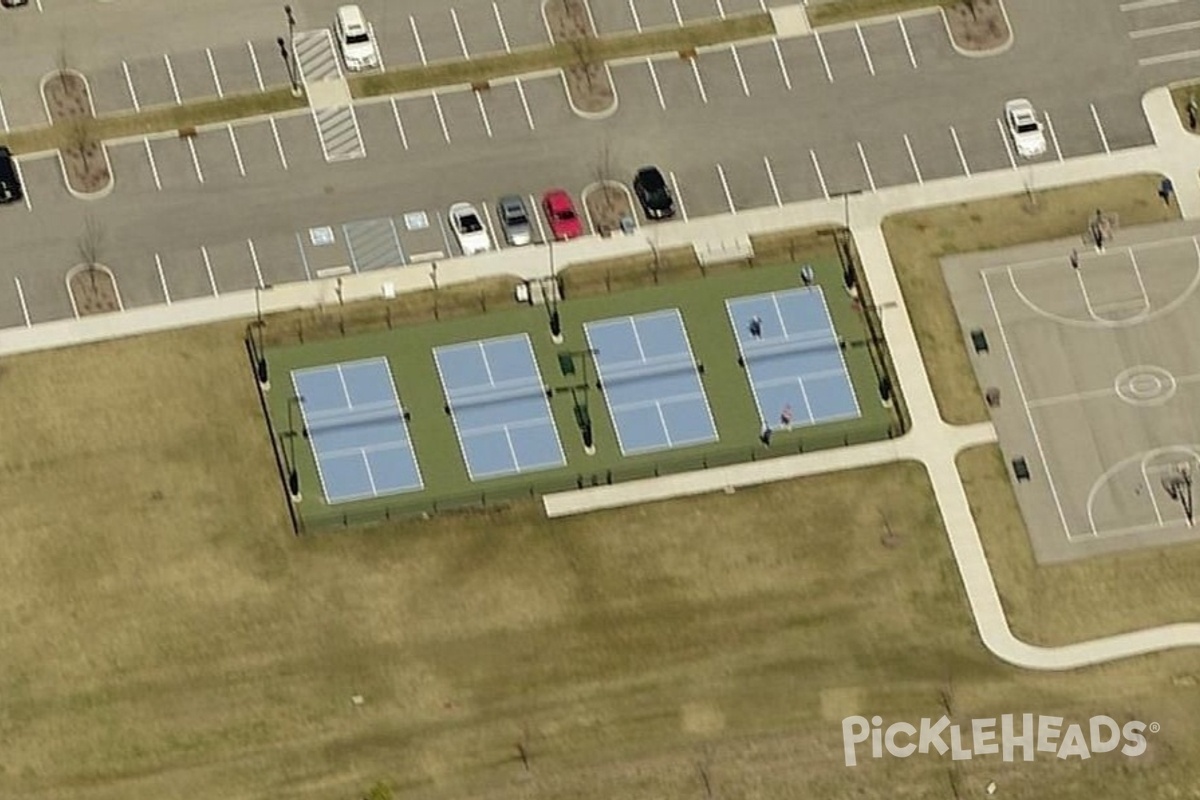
[3,88,1199,671]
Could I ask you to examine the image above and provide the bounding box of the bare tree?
[568,36,597,90]
[77,214,105,289]
[962,0,978,20]
[67,116,95,175]
[56,36,71,92]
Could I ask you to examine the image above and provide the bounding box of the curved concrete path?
[1,88,1198,671]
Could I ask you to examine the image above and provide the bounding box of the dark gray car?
[497,195,533,246]
[0,147,23,204]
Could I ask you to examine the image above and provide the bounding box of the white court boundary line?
[1083,447,1200,540]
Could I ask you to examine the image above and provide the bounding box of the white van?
[335,5,379,71]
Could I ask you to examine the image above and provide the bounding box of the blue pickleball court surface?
[726,288,861,429]
[585,310,718,455]
[434,334,566,480]
[292,357,424,504]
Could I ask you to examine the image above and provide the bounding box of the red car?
[542,189,583,241]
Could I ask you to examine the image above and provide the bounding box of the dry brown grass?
[806,0,957,27]
[883,173,1178,425]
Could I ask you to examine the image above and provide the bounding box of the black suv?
[633,166,675,220]
[0,147,23,204]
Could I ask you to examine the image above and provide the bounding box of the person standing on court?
[749,316,763,339]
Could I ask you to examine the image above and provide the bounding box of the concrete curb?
[64,263,123,319]
[580,180,637,236]
[39,69,116,200]
[942,0,1015,59]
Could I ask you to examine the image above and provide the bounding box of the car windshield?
[346,32,370,44]
[460,215,482,233]
[1015,121,1039,134]
[556,209,576,220]
[504,209,527,225]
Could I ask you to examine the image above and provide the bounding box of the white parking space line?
[451,8,471,57]
[270,118,289,169]
[516,80,536,129]
[647,60,666,109]
[390,98,410,148]
[200,246,218,296]
[716,0,727,17]
[187,138,205,182]
[247,239,265,288]
[689,59,709,103]
[809,149,829,200]
[528,194,548,242]
[763,156,782,206]
[122,61,141,112]
[668,171,689,222]
[433,94,451,142]
[716,163,736,214]
[206,48,225,98]
[228,125,246,176]
[482,202,501,249]
[155,254,171,304]
[295,233,313,280]
[771,39,792,90]
[371,24,386,71]
[13,278,30,327]
[143,138,162,189]
[494,2,513,48]
[949,125,970,176]
[628,0,642,30]
[671,0,684,26]
[903,133,923,184]
[898,17,918,68]
[1121,0,1183,9]
[1129,19,1200,38]
[1044,111,1063,161]
[813,30,834,82]
[997,118,1016,169]
[411,16,429,65]
[12,159,30,210]
[730,47,751,96]
[475,92,494,137]
[0,92,6,132]
[855,24,876,76]
[1139,50,1200,66]
[249,41,265,90]
[164,54,182,104]
[582,0,600,36]
[1090,103,1110,153]
[437,214,454,257]
[856,141,876,192]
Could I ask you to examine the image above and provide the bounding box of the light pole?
[546,238,561,341]
[278,37,300,97]
[284,5,297,84]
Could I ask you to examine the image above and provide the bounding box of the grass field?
[265,258,897,528]
[1,324,1198,799]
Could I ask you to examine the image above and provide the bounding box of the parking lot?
[0,4,1159,330]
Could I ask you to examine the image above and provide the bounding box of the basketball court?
[944,220,1200,563]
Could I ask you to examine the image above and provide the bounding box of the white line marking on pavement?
[0,92,6,132]
[164,53,182,104]
[730,46,750,96]
[228,125,246,176]
[809,149,829,200]
[716,163,736,214]
[248,239,265,288]
[763,156,782,206]
[582,0,600,36]
[540,5,555,43]
[451,8,471,58]
[410,16,428,65]
[1129,19,1200,38]
[1090,103,1110,153]
[12,159,30,210]
[35,0,41,12]
[856,141,876,192]
[200,246,218,296]
[494,2,512,50]
[771,38,792,90]
[628,0,642,30]
[269,118,288,169]
[716,0,727,18]
[1141,462,1166,527]
[187,137,204,182]
[122,61,141,112]
[432,94,451,143]
[997,118,1017,169]
[155,253,171,304]
[206,48,224,98]
[528,193,548,242]
[813,30,834,82]
[949,125,970,176]
[898,16,918,68]
[903,133,923,183]
[371,24,386,71]
[1121,0,1183,9]
[515,80,535,130]
[984,272,1071,537]
[668,170,689,222]
[1138,49,1200,66]
[295,232,313,280]
[13,277,30,327]
[144,138,162,190]
[1044,111,1063,160]
[648,60,666,109]
[855,23,876,76]
[391,98,409,148]
[248,41,265,90]
[689,58,709,103]
[482,201,500,249]
[475,91,493,137]
[670,0,683,26]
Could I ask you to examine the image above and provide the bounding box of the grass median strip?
[0,13,772,156]
[805,0,958,27]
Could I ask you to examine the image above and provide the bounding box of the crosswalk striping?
[343,218,406,271]
[313,105,366,161]
[292,29,342,83]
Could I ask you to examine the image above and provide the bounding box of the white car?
[1005,98,1046,159]
[449,203,492,256]
[335,5,379,71]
